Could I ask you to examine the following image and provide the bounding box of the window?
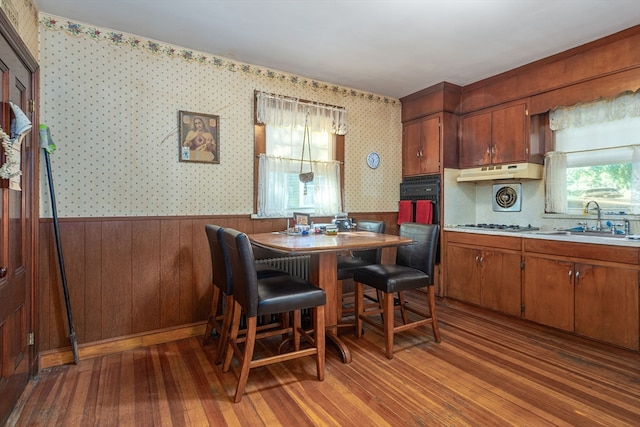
[254,91,346,218]
[546,91,640,215]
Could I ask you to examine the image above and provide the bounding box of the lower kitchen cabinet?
[523,253,639,351]
[445,232,522,316]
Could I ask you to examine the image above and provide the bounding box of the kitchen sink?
[534,230,628,239]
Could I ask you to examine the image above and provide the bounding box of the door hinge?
[28,332,35,346]
[520,304,525,313]
[29,99,35,113]
[520,261,525,269]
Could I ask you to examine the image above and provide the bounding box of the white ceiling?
[32,0,640,99]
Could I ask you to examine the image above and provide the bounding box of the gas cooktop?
[456,223,540,232]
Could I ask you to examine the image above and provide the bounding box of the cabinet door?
[523,257,574,331]
[481,250,522,316]
[491,103,527,164]
[402,121,423,177]
[402,116,440,177]
[446,245,481,305]
[420,116,440,174]
[460,111,491,168]
[574,264,639,350]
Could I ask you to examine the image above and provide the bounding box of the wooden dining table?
[248,230,414,363]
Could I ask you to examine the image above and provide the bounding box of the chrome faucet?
[584,200,602,231]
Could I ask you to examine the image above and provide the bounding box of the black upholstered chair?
[336,220,386,321]
[203,224,287,365]
[353,222,441,359]
[221,228,326,403]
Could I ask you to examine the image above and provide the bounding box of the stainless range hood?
[456,163,543,182]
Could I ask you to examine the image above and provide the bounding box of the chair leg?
[427,286,441,343]
[382,291,395,359]
[292,310,301,351]
[398,291,409,324]
[223,300,243,373]
[355,281,364,338]
[214,294,234,365]
[234,316,258,403]
[314,304,325,381]
[203,286,221,345]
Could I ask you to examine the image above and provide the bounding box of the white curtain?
[257,154,341,217]
[550,90,639,131]
[256,91,347,135]
[544,151,567,213]
[633,146,640,215]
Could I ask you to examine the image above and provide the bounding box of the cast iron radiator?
[254,255,311,282]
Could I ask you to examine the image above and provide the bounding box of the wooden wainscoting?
[37,213,399,361]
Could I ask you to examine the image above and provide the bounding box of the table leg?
[312,252,352,364]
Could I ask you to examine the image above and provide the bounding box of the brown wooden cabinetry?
[445,232,522,316]
[523,240,639,350]
[401,82,461,177]
[460,101,531,168]
[402,115,440,176]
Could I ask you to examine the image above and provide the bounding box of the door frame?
[0,8,40,377]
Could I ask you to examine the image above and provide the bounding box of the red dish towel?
[415,200,433,224]
[398,200,413,225]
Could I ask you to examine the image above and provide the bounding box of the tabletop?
[248,231,414,254]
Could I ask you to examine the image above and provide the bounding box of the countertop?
[444,227,640,247]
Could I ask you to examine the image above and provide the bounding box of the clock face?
[367,151,380,169]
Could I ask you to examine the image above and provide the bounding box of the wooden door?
[491,103,527,165]
[481,250,522,316]
[445,245,481,305]
[460,111,491,168]
[402,120,422,177]
[574,264,639,350]
[522,257,574,332]
[0,26,37,425]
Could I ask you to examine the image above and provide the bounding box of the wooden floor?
[9,294,640,426]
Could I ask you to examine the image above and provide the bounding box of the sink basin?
[568,230,628,239]
[533,230,628,239]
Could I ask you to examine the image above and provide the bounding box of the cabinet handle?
[491,146,495,154]
[568,270,572,280]
[486,147,490,154]
[575,271,580,282]
[479,256,484,264]
[416,150,420,158]
[0,266,6,278]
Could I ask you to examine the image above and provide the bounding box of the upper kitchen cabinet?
[401,82,461,178]
[459,100,543,168]
[402,115,440,176]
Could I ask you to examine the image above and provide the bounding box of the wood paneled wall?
[38,213,399,352]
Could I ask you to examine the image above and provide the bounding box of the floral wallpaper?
[38,14,403,218]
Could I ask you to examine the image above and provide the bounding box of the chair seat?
[255,263,289,279]
[336,255,372,280]
[257,275,326,316]
[353,264,430,294]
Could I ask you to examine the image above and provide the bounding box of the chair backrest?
[352,220,386,264]
[222,228,260,317]
[205,224,232,295]
[397,223,439,283]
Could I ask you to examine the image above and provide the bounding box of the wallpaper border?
[39,13,401,107]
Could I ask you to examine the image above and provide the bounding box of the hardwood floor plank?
[11,298,640,426]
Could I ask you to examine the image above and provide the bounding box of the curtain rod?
[256,90,345,112]
[256,154,344,165]
[547,143,639,156]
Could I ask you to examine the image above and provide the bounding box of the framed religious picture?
[293,212,310,226]
[179,110,220,164]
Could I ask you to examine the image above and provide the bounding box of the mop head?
[38,124,57,154]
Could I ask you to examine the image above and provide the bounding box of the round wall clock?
[367,151,380,169]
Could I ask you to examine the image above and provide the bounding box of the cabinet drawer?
[524,239,639,265]
[445,231,521,251]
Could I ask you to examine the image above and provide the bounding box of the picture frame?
[293,212,310,226]
[179,110,220,164]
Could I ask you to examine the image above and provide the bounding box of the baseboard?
[38,321,207,370]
